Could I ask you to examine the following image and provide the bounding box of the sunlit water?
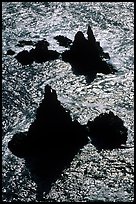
[2,2,134,202]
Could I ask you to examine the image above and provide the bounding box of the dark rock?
[8,86,128,195]
[32,40,59,62]
[35,39,49,49]
[7,49,15,55]
[47,50,60,60]
[54,35,72,47]
[29,48,59,63]
[86,111,128,150]
[8,85,88,191]
[62,25,117,81]
[15,50,33,65]
[15,40,60,65]
[23,85,88,157]
[8,132,28,158]
[28,39,51,63]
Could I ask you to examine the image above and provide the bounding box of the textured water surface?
[2,2,134,202]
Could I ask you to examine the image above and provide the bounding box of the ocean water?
[2,2,134,202]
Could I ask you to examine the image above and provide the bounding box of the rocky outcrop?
[8,85,128,162]
[8,85,128,193]
[8,86,128,157]
[15,39,60,65]
[86,111,128,150]
[8,132,28,158]
[8,85,89,194]
[62,25,117,78]
[54,35,72,48]
[15,50,34,65]
[9,26,116,79]
[8,85,88,173]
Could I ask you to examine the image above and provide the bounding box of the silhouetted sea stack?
[8,85,88,160]
[86,111,128,150]
[8,87,128,158]
[8,85,128,188]
[62,25,117,77]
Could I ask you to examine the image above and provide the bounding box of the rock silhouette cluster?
[8,84,128,194]
[7,26,117,82]
[8,84,128,160]
[7,26,127,195]
[15,39,60,65]
[8,85,88,189]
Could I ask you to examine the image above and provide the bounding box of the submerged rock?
[54,35,72,48]
[62,25,117,79]
[16,40,35,47]
[86,111,128,150]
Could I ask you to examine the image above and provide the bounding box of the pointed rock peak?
[74,31,85,42]
[87,25,96,44]
[44,84,52,94]
[44,85,57,101]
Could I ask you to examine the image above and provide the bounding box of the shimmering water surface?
[2,2,134,202]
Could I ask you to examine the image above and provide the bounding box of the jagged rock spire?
[87,25,96,46]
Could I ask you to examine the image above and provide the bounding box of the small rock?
[15,50,33,65]
[54,35,72,47]
[8,132,28,158]
[87,111,128,150]
[15,39,59,65]
[7,49,15,55]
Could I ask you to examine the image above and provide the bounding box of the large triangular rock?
[8,85,88,160]
[62,26,117,77]
[8,85,89,185]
